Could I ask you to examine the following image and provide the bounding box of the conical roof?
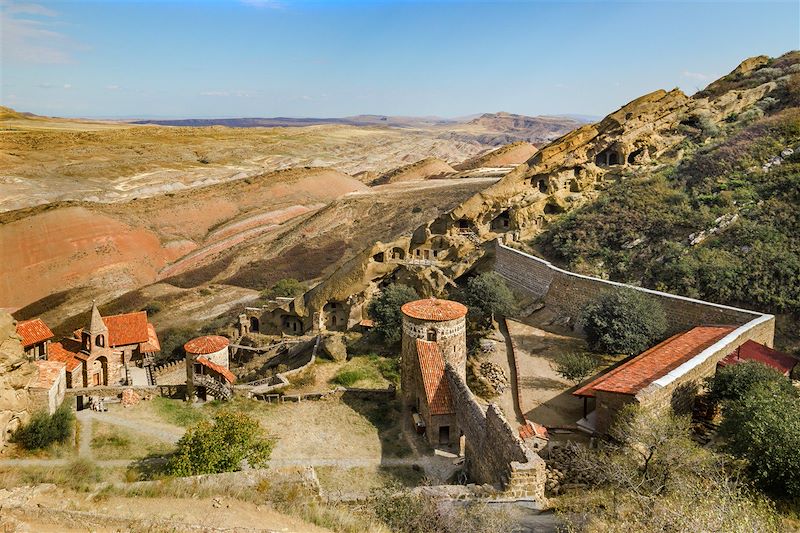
[88,301,108,335]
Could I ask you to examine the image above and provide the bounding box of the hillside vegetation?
[537,53,800,322]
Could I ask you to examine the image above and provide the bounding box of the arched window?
[427,329,438,341]
[95,334,105,347]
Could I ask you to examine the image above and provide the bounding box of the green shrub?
[12,404,74,451]
[261,278,305,300]
[706,360,796,407]
[167,411,273,476]
[368,284,419,345]
[460,271,517,324]
[553,352,597,384]
[719,380,800,499]
[156,326,198,364]
[141,301,162,315]
[580,288,667,355]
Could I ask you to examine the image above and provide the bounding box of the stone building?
[574,325,736,434]
[29,360,66,415]
[15,318,54,360]
[184,335,235,401]
[51,303,160,388]
[184,335,230,369]
[400,298,468,446]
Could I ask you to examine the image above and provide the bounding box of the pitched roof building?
[718,339,799,377]
[16,318,54,359]
[574,325,738,434]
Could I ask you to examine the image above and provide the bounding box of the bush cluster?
[580,289,667,356]
[12,404,74,450]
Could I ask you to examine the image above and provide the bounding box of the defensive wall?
[445,363,545,500]
[493,240,775,427]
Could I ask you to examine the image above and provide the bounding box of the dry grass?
[90,422,174,460]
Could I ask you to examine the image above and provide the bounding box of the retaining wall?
[493,241,771,339]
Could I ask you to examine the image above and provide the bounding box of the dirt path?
[79,410,183,444]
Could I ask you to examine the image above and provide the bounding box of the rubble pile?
[479,361,508,393]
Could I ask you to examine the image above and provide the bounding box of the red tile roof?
[33,360,65,389]
[102,311,150,346]
[16,318,54,348]
[519,420,549,441]
[574,326,735,398]
[48,342,83,372]
[415,339,454,415]
[184,335,229,355]
[140,323,162,353]
[196,356,236,384]
[402,298,468,322]
[359,319,375,328]
[719,339,798,376]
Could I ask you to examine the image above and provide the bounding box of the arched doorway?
[249,316,260,333]
[93,356,108,386]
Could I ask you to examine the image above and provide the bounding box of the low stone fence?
[65,384,186,401]
[249,385,396,403]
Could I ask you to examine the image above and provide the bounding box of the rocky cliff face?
[284,54,794,329]
[0,313,35,448]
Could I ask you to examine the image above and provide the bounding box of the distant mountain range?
[130,112,595,130]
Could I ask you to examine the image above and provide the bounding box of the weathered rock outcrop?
[0,312,36,448]
[373,157,456,185]
[281,56,791,331]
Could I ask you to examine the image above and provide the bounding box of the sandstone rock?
[320,334,348,362]
[0,312,35,448]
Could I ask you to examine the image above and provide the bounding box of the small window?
[427,329,437,341]
[95,334,105,347]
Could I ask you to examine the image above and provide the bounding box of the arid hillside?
[0,107,583,213]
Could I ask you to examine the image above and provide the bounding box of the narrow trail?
[499,319,526,426]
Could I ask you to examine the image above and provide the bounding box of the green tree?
[553,352,597,384]
[706,360,796,407]
[462,272,517,324]
[12,404,74,450]
[167,411,273,476]
[368,284,419,345]
[580,289,667,355]
[719,380,800,498]
[261,278,305,300]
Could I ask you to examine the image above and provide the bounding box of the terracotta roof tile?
[719,339,798,376]
[102,311,150,346]
[574,326,735,398]
[48,342,83,372]
[519,420,549,441]
[16,318,54,348]
[184,335,229,355]
[196,356,236,384]
[402,298,468,322]
[140,323,162,353]
[32,359,65,389]
[415,339,454,415]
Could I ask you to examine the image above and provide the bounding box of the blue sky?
[1,0,798,118]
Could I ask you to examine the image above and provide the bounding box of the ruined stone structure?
[400,298,545,497]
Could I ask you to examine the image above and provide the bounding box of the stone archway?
[249,316,260,333]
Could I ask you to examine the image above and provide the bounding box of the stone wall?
[493,241,768,337]
[492,242,777,434]
[445,364,545,500]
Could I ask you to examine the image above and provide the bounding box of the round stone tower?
[400,297,468,408]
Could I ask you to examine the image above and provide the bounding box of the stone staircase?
[194,374,233,401]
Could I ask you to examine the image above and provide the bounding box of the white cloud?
[1,1,86,64]
[35,82,71,89]
[681,70,712,81]
[63,83,71,89]
[105,84,120,91]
